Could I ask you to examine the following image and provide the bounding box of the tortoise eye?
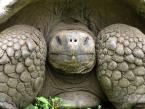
[84,37,89,45]
[56,36,62,45]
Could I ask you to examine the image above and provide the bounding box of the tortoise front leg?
[96,24,145,109]
[0,25,47,109]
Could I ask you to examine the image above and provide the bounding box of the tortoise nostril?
[84,37,89,45]
[70,39,77,42]
[56,36,62,45]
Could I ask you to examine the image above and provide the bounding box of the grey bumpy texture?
[0,25,46,108]
[0,0,145,108]
[97,24,145,109]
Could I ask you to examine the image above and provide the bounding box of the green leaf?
[36,96,49,105]
[41,104,49,109]
[53,97,61,101]
[25,96,63,109]
[24,104,38,109]
[98,105,102,109]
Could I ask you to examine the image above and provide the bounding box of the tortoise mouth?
[49,53,96,74]
[56,91,100,108]
[49,53,95,66]
[49,53,95,62]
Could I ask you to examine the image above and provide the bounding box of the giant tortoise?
[0,0,145,109]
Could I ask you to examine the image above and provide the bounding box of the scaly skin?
[97,24,145,109]
[0,0,145,109]
[1,24,145,109]
[0,25,46,108]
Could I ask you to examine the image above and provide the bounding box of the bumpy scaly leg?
[0,25,46,109]
[97,24,145,109]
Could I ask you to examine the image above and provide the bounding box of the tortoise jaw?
[57,91,100,108]
[49,53,96,74]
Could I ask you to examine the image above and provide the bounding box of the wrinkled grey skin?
[0,0,145,109]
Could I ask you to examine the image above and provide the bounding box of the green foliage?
[24,104,38,109]
[97,105,102,109]
[48,96,63,109]
[24,96,102,109]
[35,96,49,109]
[24,96,62,109]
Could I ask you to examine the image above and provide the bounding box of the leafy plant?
[35,96,49,109]
[24,96,102,109]
[24,104,38,109]
[24,96,62,109]
[47,96,63,109]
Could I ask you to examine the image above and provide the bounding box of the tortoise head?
[48,24,96,74]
